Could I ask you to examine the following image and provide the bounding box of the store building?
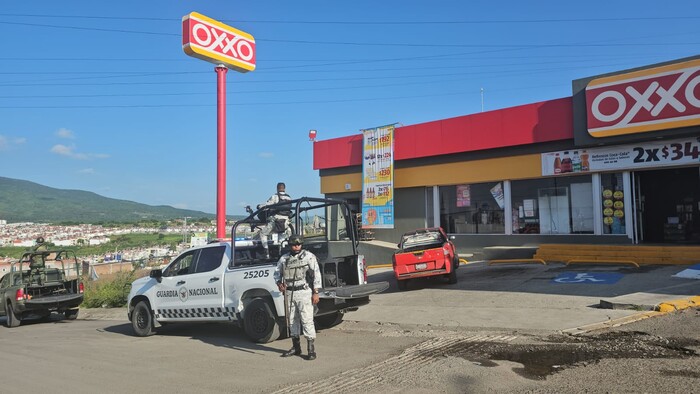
[313,55,700,250]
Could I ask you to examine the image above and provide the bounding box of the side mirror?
[149,269,163,283]
[449,235,456,240]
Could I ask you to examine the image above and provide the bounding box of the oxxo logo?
[585,59,700,137]
[182,12,256,73]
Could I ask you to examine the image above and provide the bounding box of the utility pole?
[183,216,192,244]
[481,88,484,112]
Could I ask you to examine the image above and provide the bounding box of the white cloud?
[51,144,77,157]
[78,168,95,174]
[50,144,109,160]
[0,135,25,150]
[56,128,75,139]
[258,152,274,158]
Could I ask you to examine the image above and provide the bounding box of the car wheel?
[132,301,155,337]
[314,311,344,329]
[397,279,408,291]
[6,301,20,328]
[244,298,280,343]
[64,309,79,320]
[447,267,458,284]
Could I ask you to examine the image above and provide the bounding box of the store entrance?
[634,167,700,244]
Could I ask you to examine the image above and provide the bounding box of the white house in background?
[89,237,110,246]
[53,239,75,247]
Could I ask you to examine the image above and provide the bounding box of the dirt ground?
[280,307,700,393]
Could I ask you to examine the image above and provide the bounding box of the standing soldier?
[274,235,322,360]
[33,236,48,252]
[258,182,292,259]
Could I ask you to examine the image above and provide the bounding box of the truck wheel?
[6,301,20,328]
[397,279,408,291]
[64,309,79,320]
[132,301,155,337]
[244,298,280,343]
[314,311,344,329]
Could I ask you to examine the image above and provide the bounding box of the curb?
[563,296,700,335]
[656,295,700,312]
[561,311,663,335]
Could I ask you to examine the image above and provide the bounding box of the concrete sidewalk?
[357,261,700,334]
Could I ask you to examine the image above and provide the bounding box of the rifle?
[283,284,290,338]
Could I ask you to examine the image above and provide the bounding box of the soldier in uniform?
[33,236,48,252]
[274,235,322,360]
[258,182,292,259]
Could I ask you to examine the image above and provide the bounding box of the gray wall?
[327,187,427,244]
[370,187,427,244]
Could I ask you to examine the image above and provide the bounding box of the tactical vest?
[276,192,293,217]
[283,251,309,285]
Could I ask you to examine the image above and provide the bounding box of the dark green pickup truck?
[0,249,84,327]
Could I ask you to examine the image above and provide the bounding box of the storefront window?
[511,175,593,234]
[439,183,505,234]
[601,172,626,235]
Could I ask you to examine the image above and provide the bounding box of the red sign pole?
[215,65,228,239]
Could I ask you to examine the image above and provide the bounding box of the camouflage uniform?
[259,191,292,255]
[274,244,321,359]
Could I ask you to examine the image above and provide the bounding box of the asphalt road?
[0,316,421,393]
[2,261,698,393]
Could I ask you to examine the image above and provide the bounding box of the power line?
[0,56,655,77]
[2,12,699,24]
[0,88,556,109]
[1,20,698,49]
[0,62,633,88]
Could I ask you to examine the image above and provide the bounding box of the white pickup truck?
[127,197,388,343]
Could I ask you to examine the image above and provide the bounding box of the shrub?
[82,270,141,308]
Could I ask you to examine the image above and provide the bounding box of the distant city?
[0,219,221,273]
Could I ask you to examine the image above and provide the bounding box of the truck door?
[156,245,229,321]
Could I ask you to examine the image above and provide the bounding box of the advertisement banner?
[490,182,505,209]
[456,185,471,207]
[541,136,700,176]
[362,125,395,229]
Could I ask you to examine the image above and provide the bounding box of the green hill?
[0,176,216,223]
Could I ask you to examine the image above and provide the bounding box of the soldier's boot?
[281,337,301,357]
[307,338,316,361]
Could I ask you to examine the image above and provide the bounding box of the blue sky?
[0,1,698,217]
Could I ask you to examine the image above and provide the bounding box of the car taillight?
[362,257,368,284]
[15,288,25,301]
[78,282,84,294]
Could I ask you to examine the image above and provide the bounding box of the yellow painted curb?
[459,258,469,265]
[656,297,700,312]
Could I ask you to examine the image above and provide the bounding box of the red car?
[392,227,459,290]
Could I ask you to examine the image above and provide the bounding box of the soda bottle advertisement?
[362,124,395,229]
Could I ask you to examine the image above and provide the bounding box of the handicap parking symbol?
[553,272,623,284]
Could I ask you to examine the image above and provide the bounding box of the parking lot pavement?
[360,261,700,333]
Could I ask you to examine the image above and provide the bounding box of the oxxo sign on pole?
[182,12,256,238]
